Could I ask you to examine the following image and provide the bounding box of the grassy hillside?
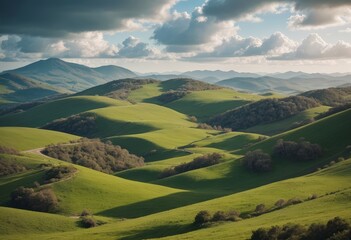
[0,96,129,127]
[0,207,77,236]
[0,73,67,103]
[245,106,330,136]
[0,127,79,150]
[7,157,350,240]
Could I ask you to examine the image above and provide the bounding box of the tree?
[194,211,212,226]
[255,204,266,214]
[243,150,272,172]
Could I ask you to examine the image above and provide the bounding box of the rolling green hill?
[0,72,67,103]
[0,127,79,150]
[0,96,129,127]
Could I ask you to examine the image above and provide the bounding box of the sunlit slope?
[0,96,129,127]
[0,207,77,236]
[0,127,79,150]
[245,106,330,136]
[13,158,351,240]
[0,152,184,219]
[152,109,351,193]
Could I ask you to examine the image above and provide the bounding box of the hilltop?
[4,58,136,92]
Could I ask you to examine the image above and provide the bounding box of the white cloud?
[152,8,236,53]
[271,33,351,60]
[339,27,351,33]
[189,32,297,59]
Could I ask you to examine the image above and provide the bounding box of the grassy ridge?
[245,106,330,136]
[0,96,129,127]
[0,127,79,150]
[9,158,351,240]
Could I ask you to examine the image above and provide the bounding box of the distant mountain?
[216,75,351,94]
[183,70,261,83]
[93,65,136,80]
[136,74,190,81]
[4,58,136,92]
[0,72,66,103]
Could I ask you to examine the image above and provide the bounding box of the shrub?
[42,139,144,174]
[274,199,286,208]
[11,187,58,213]
[42,113,97,136]
[0,157,27,177]
[286,197,303,206]
[44,165,77,183]
[255,204,266,214]
[243,150,272,172]
[0,145,20,155]
[160,153,223,178]
[157,90,189,103]
[250,217,351,240]
[209,96,320,130]
[273,139,322,162]
[194,211,212,226]
[80,209,91,217]
[212,211,227,222]
[80,217,97,228]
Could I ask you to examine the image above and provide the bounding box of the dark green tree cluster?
[11,187,58,213]
[42,139,144,174]
[162,78,221,92]
[250,217,351,240]
[157,90,189,103]
[273,139,322,161]
[209,96,320,130]
[42,113,96,136]
[300,86,351,107]
[243,150,272,172]
[160,153,223,178]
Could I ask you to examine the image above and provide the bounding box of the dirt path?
[22,147,47,157]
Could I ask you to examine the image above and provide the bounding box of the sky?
[1,0,351,73]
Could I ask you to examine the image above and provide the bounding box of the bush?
[44,165,77,183]
[42,113,97,136]
[194,211,212,226]
[0,145,20,155]
[255,204,266,214]
[274,199,286,208]
[42,139,144,174]
[273,139,322,161]
[157,90,189,103]
[0,157,27,177]
[250,217,351,240]
[80,209,91,217]
[243,150,272,172]
[209,96,320,130]
[160,153,223,178]
[11,187,58,213]
[212,211,227,222]
[80,217,97,228]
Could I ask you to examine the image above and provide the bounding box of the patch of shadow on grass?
[96,191,213,219]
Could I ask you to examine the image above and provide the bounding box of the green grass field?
[0,127,79,150]
[0,79,350,240]
[245,106,330,136]
[0,96,129,127]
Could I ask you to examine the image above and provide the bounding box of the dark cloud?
[0,0,175,37]
[202,0,351,28]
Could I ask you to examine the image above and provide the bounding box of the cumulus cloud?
[152,8,236,52]
[271,33,351,60]
[202,0,351,29]
[0,33,157,61]
[189,32,296,59]
[0,0,176,37]
[117,36,155,58]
